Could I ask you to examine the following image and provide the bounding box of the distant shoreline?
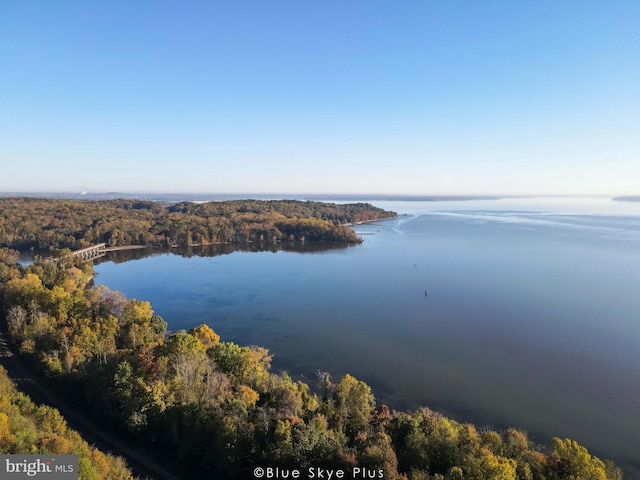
[7,192,635,204]
[613,196,640,202]
[0,192,503,202]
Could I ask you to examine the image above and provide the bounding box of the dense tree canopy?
[0,248,623,479]
[0,198,396,251]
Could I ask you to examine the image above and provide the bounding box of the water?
[93,197,640,475]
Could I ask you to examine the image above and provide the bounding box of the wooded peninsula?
[0,198,624,479]
[0,198,396,251]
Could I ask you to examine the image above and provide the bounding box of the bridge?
[71,243,106,261]
[70,243,149,261]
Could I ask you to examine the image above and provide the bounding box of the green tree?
[333,374,375,436]
[546,438,620,480]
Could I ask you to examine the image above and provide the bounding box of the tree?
[164,330,206,358]
[6,305,27,339]
[333,374,375,436]
[188,324,220,348]
[118,300,164,348]
[546,438,617,480]
[4,273,46,309]
[110,361,153,431]
[210,342,272,390]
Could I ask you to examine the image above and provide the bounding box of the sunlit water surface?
[94,197,640,475]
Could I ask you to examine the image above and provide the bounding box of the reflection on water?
[98,241,356,264]
[94,198,640,477]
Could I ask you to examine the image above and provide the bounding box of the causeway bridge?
[72,243,106,261]
[70,243,148,261]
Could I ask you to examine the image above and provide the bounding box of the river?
[94,196,640,476]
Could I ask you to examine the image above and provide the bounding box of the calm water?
[94,197,640,475]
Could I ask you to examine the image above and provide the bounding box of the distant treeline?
[613,196,640,202]
[0,198,396,251]
[0,249,623,479]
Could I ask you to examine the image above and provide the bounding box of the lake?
[94,197,640,476]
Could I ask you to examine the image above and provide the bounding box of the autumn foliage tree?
[0,198,395,250]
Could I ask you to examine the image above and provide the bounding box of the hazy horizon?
[0,190,630,199]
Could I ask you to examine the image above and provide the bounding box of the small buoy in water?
[424,290,429,296]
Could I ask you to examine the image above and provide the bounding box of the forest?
[0,198,396,251]
[0,246,623,479]
[0,363,133,479]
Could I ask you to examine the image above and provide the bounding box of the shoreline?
[340,215,398,227]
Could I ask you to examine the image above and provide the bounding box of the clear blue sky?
[1,1,638,195]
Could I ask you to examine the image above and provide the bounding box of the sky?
[1,1,639,196]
